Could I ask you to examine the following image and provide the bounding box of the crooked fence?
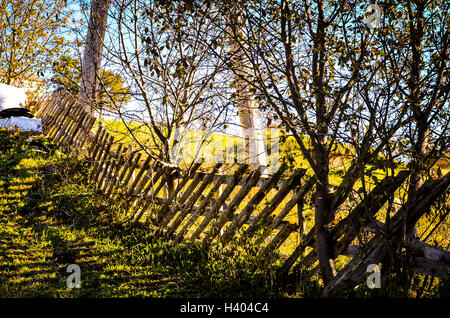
[34,91,450,292]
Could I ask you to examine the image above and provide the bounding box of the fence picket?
[244,169,306,238]
[99,143,123,190]
[174,175,227,243]
[157,162,202,225]
[219,163,288,246]
[163,166,221,237]
[202,168,262,248]
[189,164,249,242]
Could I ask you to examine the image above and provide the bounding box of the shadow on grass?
[0,131,283,298]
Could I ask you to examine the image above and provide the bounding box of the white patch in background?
[0,117,42,132]
[0,83,27,111]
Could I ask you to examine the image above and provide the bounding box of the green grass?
[1,126,448,298]
[0,130,284,297]
[96,119,450,290]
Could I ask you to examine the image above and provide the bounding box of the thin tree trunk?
[311,0,336,284]
[79,0,112,113]
[405,0,427,242]
[226,1,267,172]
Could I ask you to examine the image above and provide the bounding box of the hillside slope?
[0,130,279,297]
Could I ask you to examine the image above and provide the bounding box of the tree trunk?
[404,0,427,242]
[78,0,112,113]
[225,1,267,173]
[311,0,336,285]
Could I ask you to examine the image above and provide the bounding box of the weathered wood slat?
[206,173,286,188]
[64,109,87,150]
[51,103,79,144]
[408,257,450,280]
[61,106,83,146]
[270,177,314,231]
[127,155,153,196]
[276,229,315,279]
[90,132,113,182]
[36,92,61,119]
[94,135,115,186]
[120,152,142,189]
[244,168,306,238]
[329,170,411,259]
[90,127,107,162]
[68,109,93,152]
[277,170,410,279]
[164,166,221,237]
[128,161,163,208]
[189,164,249,242]
[43,94,73,131]
[72,115,96,154]
[129,166,170,224]
[131,165,173,225]
[258,222,298,260]
[148,168,174,203]
[322,172,450,296]
[159,173,205,231]
[88,125,104,159]
[173,174,226,243]
[35,92,57,118]
[110,149,136,198]
[47,98,75,139]
[96,139,123,189]
[41,98,60,128]
[106,145,132,198]
[252,176,314,253]
[92,133,113,180]
[150,196,296,232]
[157,162,203,225]
[99,143,123,190]
[174,170,205,208]
[43,98,66,129]
[291,170,411,281]
[202,168,262,248]
[177,164,223,217]
[220,163,288,246]
[102,143,125,192]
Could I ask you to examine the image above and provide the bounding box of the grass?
[96,119,450,289]
[1,126,448,298]
[0,130,284,297]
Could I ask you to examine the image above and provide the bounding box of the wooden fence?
[35,92,315,266]
[34,91,450,292]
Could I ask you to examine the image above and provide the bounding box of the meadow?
[1,119,448,297]
[94,119,449,296]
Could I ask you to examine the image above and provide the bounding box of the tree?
[0,0,68,85]
[228,0,446,286]
[375,0,449,291]
[78,0,112,112]
[101,0,235,171]
[224,0,267,172]
[233,0,449,290]
[234,0,376,283]
[51,55,131,113]
[74,0,449,293]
